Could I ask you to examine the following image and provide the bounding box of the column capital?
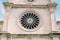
[48,3,57,13]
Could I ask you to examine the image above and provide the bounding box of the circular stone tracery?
[20,12,39,29]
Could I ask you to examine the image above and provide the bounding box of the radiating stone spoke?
[20,12,39,30]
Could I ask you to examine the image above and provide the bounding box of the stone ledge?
[0,31,60,35]
[3,2,57,9]
[0,31,9,34]
[50,33,60,35]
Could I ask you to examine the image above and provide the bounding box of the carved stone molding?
[3,2,57,9]
[48,3,57,13]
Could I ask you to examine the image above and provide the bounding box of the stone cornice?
[0,31,60,37]
[48,3,57,7]
[3,2,57,9]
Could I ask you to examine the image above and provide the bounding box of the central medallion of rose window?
[21,12,39,29]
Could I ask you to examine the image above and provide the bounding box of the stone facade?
[0,20,60,40]
[0,0,60,40]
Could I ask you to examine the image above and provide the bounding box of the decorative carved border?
[3,2,57,9]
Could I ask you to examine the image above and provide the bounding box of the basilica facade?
[0,0,60,40]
